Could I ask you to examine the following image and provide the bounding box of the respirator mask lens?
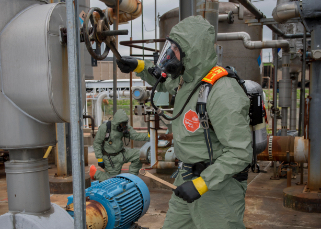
[117,122,129,134]
[156,39,183,79]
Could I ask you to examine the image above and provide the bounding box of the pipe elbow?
[272,2,300,23]
[103,0,142,25]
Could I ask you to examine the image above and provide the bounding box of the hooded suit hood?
[111,109,128,129]
[168,16,217,83]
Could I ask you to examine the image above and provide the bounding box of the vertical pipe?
[130,36,134,149]
[142,0,144,60]
[273,36,278,136]
[287,168,292,187]
[57,123,67,176]
[179,0,194,21]
[280,51,290,136]
[155,0,157,51]
[308,25,321,192]
[66,0,86,228]
[290,73,298,131]
[281,107,288,136]
[113,0,119,115]
[298,27,307,136]
[150,115,156,167]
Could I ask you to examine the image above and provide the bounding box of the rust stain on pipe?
[258,136,309,163]
[152,161,177,169]
[258,136,295,162]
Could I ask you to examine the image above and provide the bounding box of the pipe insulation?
[272,1,300,23]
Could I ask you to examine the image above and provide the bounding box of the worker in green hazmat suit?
[116,16,252,229]
[90,109,150,182]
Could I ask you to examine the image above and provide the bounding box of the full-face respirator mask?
[148,38,184,82]
[117,122,129,135]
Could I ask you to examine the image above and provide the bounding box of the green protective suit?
[93,109,149,182]
[136,16,253,229]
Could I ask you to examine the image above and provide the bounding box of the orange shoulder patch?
[202,66,228,85]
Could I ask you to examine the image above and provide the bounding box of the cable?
[151,76,203,121]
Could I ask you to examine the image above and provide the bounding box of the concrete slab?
[0,150,320,229]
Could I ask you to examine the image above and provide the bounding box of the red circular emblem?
[183,110,200,133]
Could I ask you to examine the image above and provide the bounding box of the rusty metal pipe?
[257,136,308,163]
[83,115,95,138]
[102,0,142,25]
[152,161,177,169]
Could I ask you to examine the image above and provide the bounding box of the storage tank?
[159,0,263,83]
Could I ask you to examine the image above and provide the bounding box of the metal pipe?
[150,115,156,167]
[273,35,278,136]
[152,161,177,169]
[101,0,142,24]
[195,0,219,44]
[130,36,133,149]
[66,0,86,227]
[308,25,321,192]
[281,107,288,136]
[290,73,298,131]
[279,51,291,136]
[179,0,194,21]
[237,0,307,39]
[113,0,119,115]
[272,1,300,23]
[6,149,51,213]
[83,115,95,138]
[219,14,229,21]
[257,136,308,163]
[57,123,67,176]
[287,168,292,187]
[95,92,109,127]
[299,26,307,136]
[217,32,290,52]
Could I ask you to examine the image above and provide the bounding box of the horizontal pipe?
[217,32,289,52]
[101,30,128,36]
[151,161,177,169]
[272,2,300,23]
[237,0,307,39]
[257,136,308,163]
[219,14,229,21]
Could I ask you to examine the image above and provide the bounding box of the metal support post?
[113,0,119,115]
[66,0,86,228]
[299,27,307,136]
[290,73,298,131]
[130,36,134,149]
[308,25,321,192]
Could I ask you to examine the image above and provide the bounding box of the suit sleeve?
[200,78,253,191]
[128,125,150,141]
[93,124,106,159]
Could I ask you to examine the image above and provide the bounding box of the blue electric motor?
[67,173,150,229]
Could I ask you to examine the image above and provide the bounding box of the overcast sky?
[90,0,278,62]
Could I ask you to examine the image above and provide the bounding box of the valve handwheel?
[83,7,111,60]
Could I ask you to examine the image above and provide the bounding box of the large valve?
[82,7,127,60]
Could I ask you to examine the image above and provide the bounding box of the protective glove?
[173,177,208,203]
[97,158,105,169]
[116,57,145,73]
